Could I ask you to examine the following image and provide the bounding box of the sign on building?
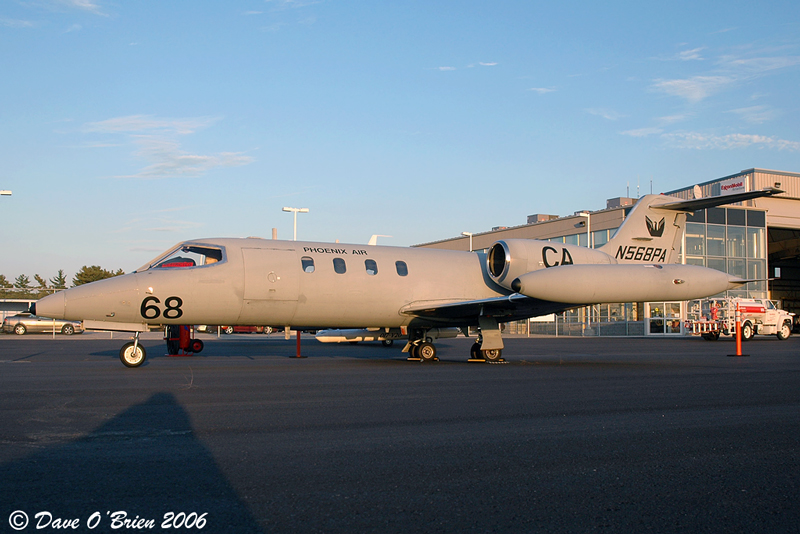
[719,176,748,196]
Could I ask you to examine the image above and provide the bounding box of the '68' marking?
[140,296,183,320]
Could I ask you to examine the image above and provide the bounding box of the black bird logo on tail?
[645,216,665,237]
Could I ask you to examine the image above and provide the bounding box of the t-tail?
[599,187,783,265]
[599,194,687,264]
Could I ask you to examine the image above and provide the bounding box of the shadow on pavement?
[1,392,263,533]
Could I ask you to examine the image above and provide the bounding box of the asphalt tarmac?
[1,332,798,533]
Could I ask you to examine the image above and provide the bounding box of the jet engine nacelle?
[487,239,614,290]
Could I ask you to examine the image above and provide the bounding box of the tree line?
[0,266,124,299]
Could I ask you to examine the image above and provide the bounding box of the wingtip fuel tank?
[511,264,743,304]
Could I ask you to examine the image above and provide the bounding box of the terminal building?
[416,168,800,336]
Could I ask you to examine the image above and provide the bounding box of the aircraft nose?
[34,290,66,319]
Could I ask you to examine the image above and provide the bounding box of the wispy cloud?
[621,127,663,138]
[84,115,253,179]
[118,136,254,179]
[651,75,733,103]
[728,105,778,124]
[657,114,691,125]
[437,66,456,71]
[585,108,623,121]
[651,48,800,103]
[53,0,107,16]
[63,23,82,33]
[85,115,219,135]
[0,18,36,28]
[677,47,705,61]
[527,87,556,94]
[662,132,800,151]
[265,0,321,9]
[720,55,800,74]
[479,62,498,66]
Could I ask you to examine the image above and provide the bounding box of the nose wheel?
[120,332,147,367]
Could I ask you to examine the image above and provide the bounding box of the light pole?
[577,211,592,330]
[282,207,309,241]
[461,232,474,252]
[577,211,591,248]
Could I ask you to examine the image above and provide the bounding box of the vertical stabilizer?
[599,194,687,264]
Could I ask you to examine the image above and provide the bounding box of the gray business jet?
[33,189,780,367]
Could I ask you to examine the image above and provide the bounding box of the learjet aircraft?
[33,189,780,367]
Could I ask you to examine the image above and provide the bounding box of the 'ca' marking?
[542,246,574,268]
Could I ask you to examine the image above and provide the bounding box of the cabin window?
[395,261,408,276]
[301,256,315,273]
[333,258,347,274]
[365,259,378,275]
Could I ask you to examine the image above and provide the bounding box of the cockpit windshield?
[137,243,225,272]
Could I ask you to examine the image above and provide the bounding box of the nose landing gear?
[120,332,146,368]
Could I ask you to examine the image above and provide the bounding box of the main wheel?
[61,324,75,335]
[482,348,503,362]
[741,322,754,341]
[470,342,482,360]
[120,342,147,368]
[165,325,180,355]
[418,342,437,362]
[777,322,791,340]
[13,324,26,335]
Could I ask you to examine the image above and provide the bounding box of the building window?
[707,207,726,225]
[592,229,610,248]
[333,258,346,274]
[747,210,765,227]
[395,261,408,276]
[365,259,378,275]
[706,225,726,257]
[727,208,746,226]
[746,227,765,258]
[685,223,705,256]
[727,226,746,258]
[301,256,315,273]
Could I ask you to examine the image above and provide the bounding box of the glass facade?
[683,207,767,299]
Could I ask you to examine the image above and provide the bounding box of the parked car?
[2,313,83,335]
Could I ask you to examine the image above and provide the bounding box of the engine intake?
[487,239,615,291]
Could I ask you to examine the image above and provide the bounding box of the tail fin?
[599,187,782,265]
[599,194,686,264]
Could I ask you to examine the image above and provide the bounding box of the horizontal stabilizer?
[512,264,741,304]
[655,187,783,212]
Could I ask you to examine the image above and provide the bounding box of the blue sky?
[2,0,799,282]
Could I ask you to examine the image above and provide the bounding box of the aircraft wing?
[400,294,575,324]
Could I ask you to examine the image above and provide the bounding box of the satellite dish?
[693,185,703,199]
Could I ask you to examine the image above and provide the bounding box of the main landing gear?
[165,325,204,356]
[403,317,506,364]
